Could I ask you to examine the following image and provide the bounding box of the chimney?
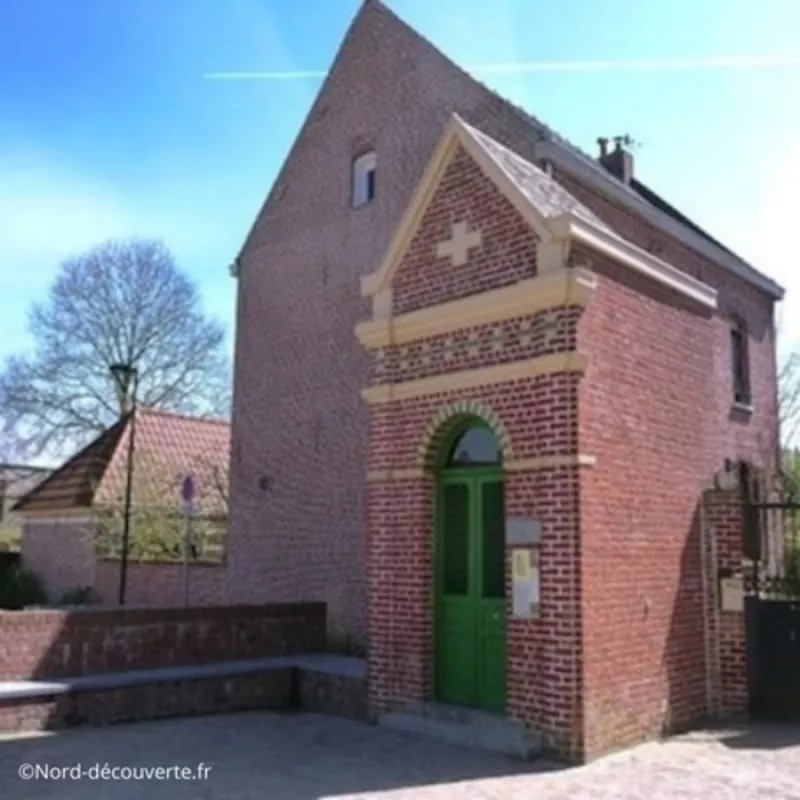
[598,135,634,184]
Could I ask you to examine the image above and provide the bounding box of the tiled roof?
[460,120,612,231]
[13,409,230,516]
[12,422,127,513]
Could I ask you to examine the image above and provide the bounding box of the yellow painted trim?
[361,129,461,297]
[418,399,513,466]
[549,213,718,310]
[356,267,596,350]
[366,454,596,482]
[504,454,597,471]
[366,468,427,483]
[361,114,557,299]
[361,351,588,405]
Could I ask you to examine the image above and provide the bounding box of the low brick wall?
[0,603,326,680]
[93,561,227,607]
[0,670,295,734]
[0,664,368,734]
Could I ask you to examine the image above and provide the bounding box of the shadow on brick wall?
[663,504,714,738]
[0,603,326,731]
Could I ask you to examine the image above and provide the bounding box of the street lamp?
[109,363,139,606]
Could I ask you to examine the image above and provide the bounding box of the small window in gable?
[352,151,376,208]
[730,316,751,406]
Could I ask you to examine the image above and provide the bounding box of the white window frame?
[352,151,376,208]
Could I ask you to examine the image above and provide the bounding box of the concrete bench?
[0,654,367,733]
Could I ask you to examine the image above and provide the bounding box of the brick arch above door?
[418,400,513,471]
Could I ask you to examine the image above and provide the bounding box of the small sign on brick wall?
[720,575,744,613]
[511,548,540,619]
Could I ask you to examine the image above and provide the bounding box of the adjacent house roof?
[13,409,231,516]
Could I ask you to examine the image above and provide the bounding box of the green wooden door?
[435,470,506,712]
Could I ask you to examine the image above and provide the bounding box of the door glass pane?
[442,483,469,595]
[481,481,505,599]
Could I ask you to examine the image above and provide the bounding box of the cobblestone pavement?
[0,712,799,799]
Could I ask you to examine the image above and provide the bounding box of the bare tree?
[0,239,231,459]
[780,350,800,447]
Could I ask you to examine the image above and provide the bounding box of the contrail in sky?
[202,55,800,80]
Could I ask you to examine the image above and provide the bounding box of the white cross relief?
[436,221,482,266]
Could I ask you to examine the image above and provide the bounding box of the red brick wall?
[703,490,748,715]
[0,603,325,680]
[505,466,584,758]
[392,146,538,313]
[227,0,574,646]
[94,561,226,607]
[368,375,582,473]
[21,520,226,608]
[365,147,589,753]
[575,236,774,757]
[21,519,96,600]
[366,407,586,756]
[371,308,580,387]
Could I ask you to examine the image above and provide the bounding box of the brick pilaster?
[703,489,748,717]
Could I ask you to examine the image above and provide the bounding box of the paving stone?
[0,712,797,799]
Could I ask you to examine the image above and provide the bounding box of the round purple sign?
[180,474,196,503]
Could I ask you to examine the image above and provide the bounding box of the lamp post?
[110,363,138,606]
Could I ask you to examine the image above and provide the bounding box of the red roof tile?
[13,409,230,516]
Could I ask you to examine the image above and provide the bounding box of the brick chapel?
[226,0,784,759]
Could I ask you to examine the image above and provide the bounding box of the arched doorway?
[435,419,506,712]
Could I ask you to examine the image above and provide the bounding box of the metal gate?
[744,475,800,719]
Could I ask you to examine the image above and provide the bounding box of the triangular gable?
[360,115,718,312]
[13,417,128,514]
[361,114,568,299]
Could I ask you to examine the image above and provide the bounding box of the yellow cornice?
[365,453,596,482]
[361,351,588,405]
[366,467,427,482]
[504,454,596,471]
[356,267,596,350]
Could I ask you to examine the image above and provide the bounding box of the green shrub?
[57,585,97,606]
[0,565,47,610]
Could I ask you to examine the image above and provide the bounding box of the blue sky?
[2,0,799,368]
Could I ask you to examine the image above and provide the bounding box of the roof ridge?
[136,407,231,427]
